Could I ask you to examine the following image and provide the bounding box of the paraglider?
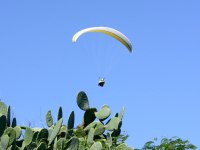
[72,26,132,87]
[72,27,132,52]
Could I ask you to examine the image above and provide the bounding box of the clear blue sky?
[0,1,200,148]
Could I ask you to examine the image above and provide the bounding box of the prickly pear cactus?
[0,91,134,150]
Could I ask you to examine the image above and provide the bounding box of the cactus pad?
[105,117,120,131]
[0,115,6,137]
[48,118,63,145]
[95,105,111,121]
[83,108,97,127]
[46,110,53,127]
[89,141,102,150]
[0,102,7,116]
[77,91,90,111]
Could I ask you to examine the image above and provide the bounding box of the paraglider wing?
[72,27,132,52]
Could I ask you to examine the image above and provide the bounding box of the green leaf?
[143,141,154,148]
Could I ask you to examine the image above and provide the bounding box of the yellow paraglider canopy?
[72,27,132,52]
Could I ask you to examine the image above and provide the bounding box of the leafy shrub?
[138,137,197,150]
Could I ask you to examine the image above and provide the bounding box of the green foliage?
[141,137,197,150]
[116,143,133,150]
[0,91,197,150]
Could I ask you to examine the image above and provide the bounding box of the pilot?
[98,78,105,87]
